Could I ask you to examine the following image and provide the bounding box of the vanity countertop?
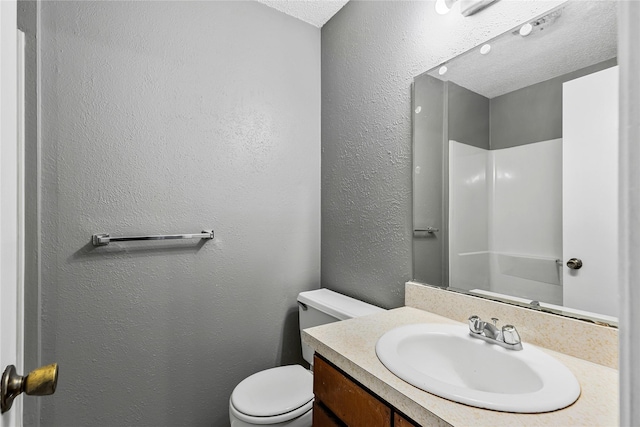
[302,306,618,427]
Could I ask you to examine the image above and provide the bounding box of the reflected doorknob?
[1,363,58,413]
[566,258,583,270]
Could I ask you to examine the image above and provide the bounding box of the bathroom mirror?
[412,1,618,325]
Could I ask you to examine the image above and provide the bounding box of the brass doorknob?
[1,363,58,414]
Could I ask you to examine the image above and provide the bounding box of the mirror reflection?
[412,1,618,324]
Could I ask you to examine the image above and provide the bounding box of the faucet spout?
[467,315,522,351]
[482,322,501,340]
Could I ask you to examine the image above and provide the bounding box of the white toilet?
[229,288,385,427]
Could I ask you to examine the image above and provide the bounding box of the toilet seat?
[229,399,313,425]
[230,365,313,424]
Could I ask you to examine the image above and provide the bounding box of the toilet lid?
[231,365,313,417]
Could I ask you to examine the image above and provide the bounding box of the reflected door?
[562,66,619,318]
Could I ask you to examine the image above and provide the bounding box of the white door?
[1,0,24,425]
[562,66,619,318]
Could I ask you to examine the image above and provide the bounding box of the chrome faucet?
[468,315,523,350]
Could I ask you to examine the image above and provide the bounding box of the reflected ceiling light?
[435,0,458,15]
[519,23,533,36]
[480,44,491,55]
[438,65,448,75]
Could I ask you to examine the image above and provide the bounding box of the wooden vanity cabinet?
[313,354,420,427]
[394,413,420,427]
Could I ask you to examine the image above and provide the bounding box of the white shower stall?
[449,138,563,304]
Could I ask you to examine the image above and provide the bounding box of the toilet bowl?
[229,365,313,427]
[228,289,384,426]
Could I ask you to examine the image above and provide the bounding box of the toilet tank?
[297,289,385,366]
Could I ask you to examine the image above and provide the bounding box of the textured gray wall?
[39,2,320,426]
[321,0,566,309]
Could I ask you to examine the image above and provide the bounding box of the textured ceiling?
[255,0,349,27]
[426,1,617,98]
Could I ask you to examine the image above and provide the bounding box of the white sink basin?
[376,324,581,413]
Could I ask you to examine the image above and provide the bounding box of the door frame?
[1,0,24,425]
[618,2,640,425]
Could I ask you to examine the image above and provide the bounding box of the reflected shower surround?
[448,139,563,305]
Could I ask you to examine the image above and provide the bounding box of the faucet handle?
[502,324,521,346]
[468,315,484,333]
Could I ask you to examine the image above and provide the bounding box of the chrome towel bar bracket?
[92,230,214,246]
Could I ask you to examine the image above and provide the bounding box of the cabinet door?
[312,402,343,427]
[313,355,391,427]
[394,412,420,427]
